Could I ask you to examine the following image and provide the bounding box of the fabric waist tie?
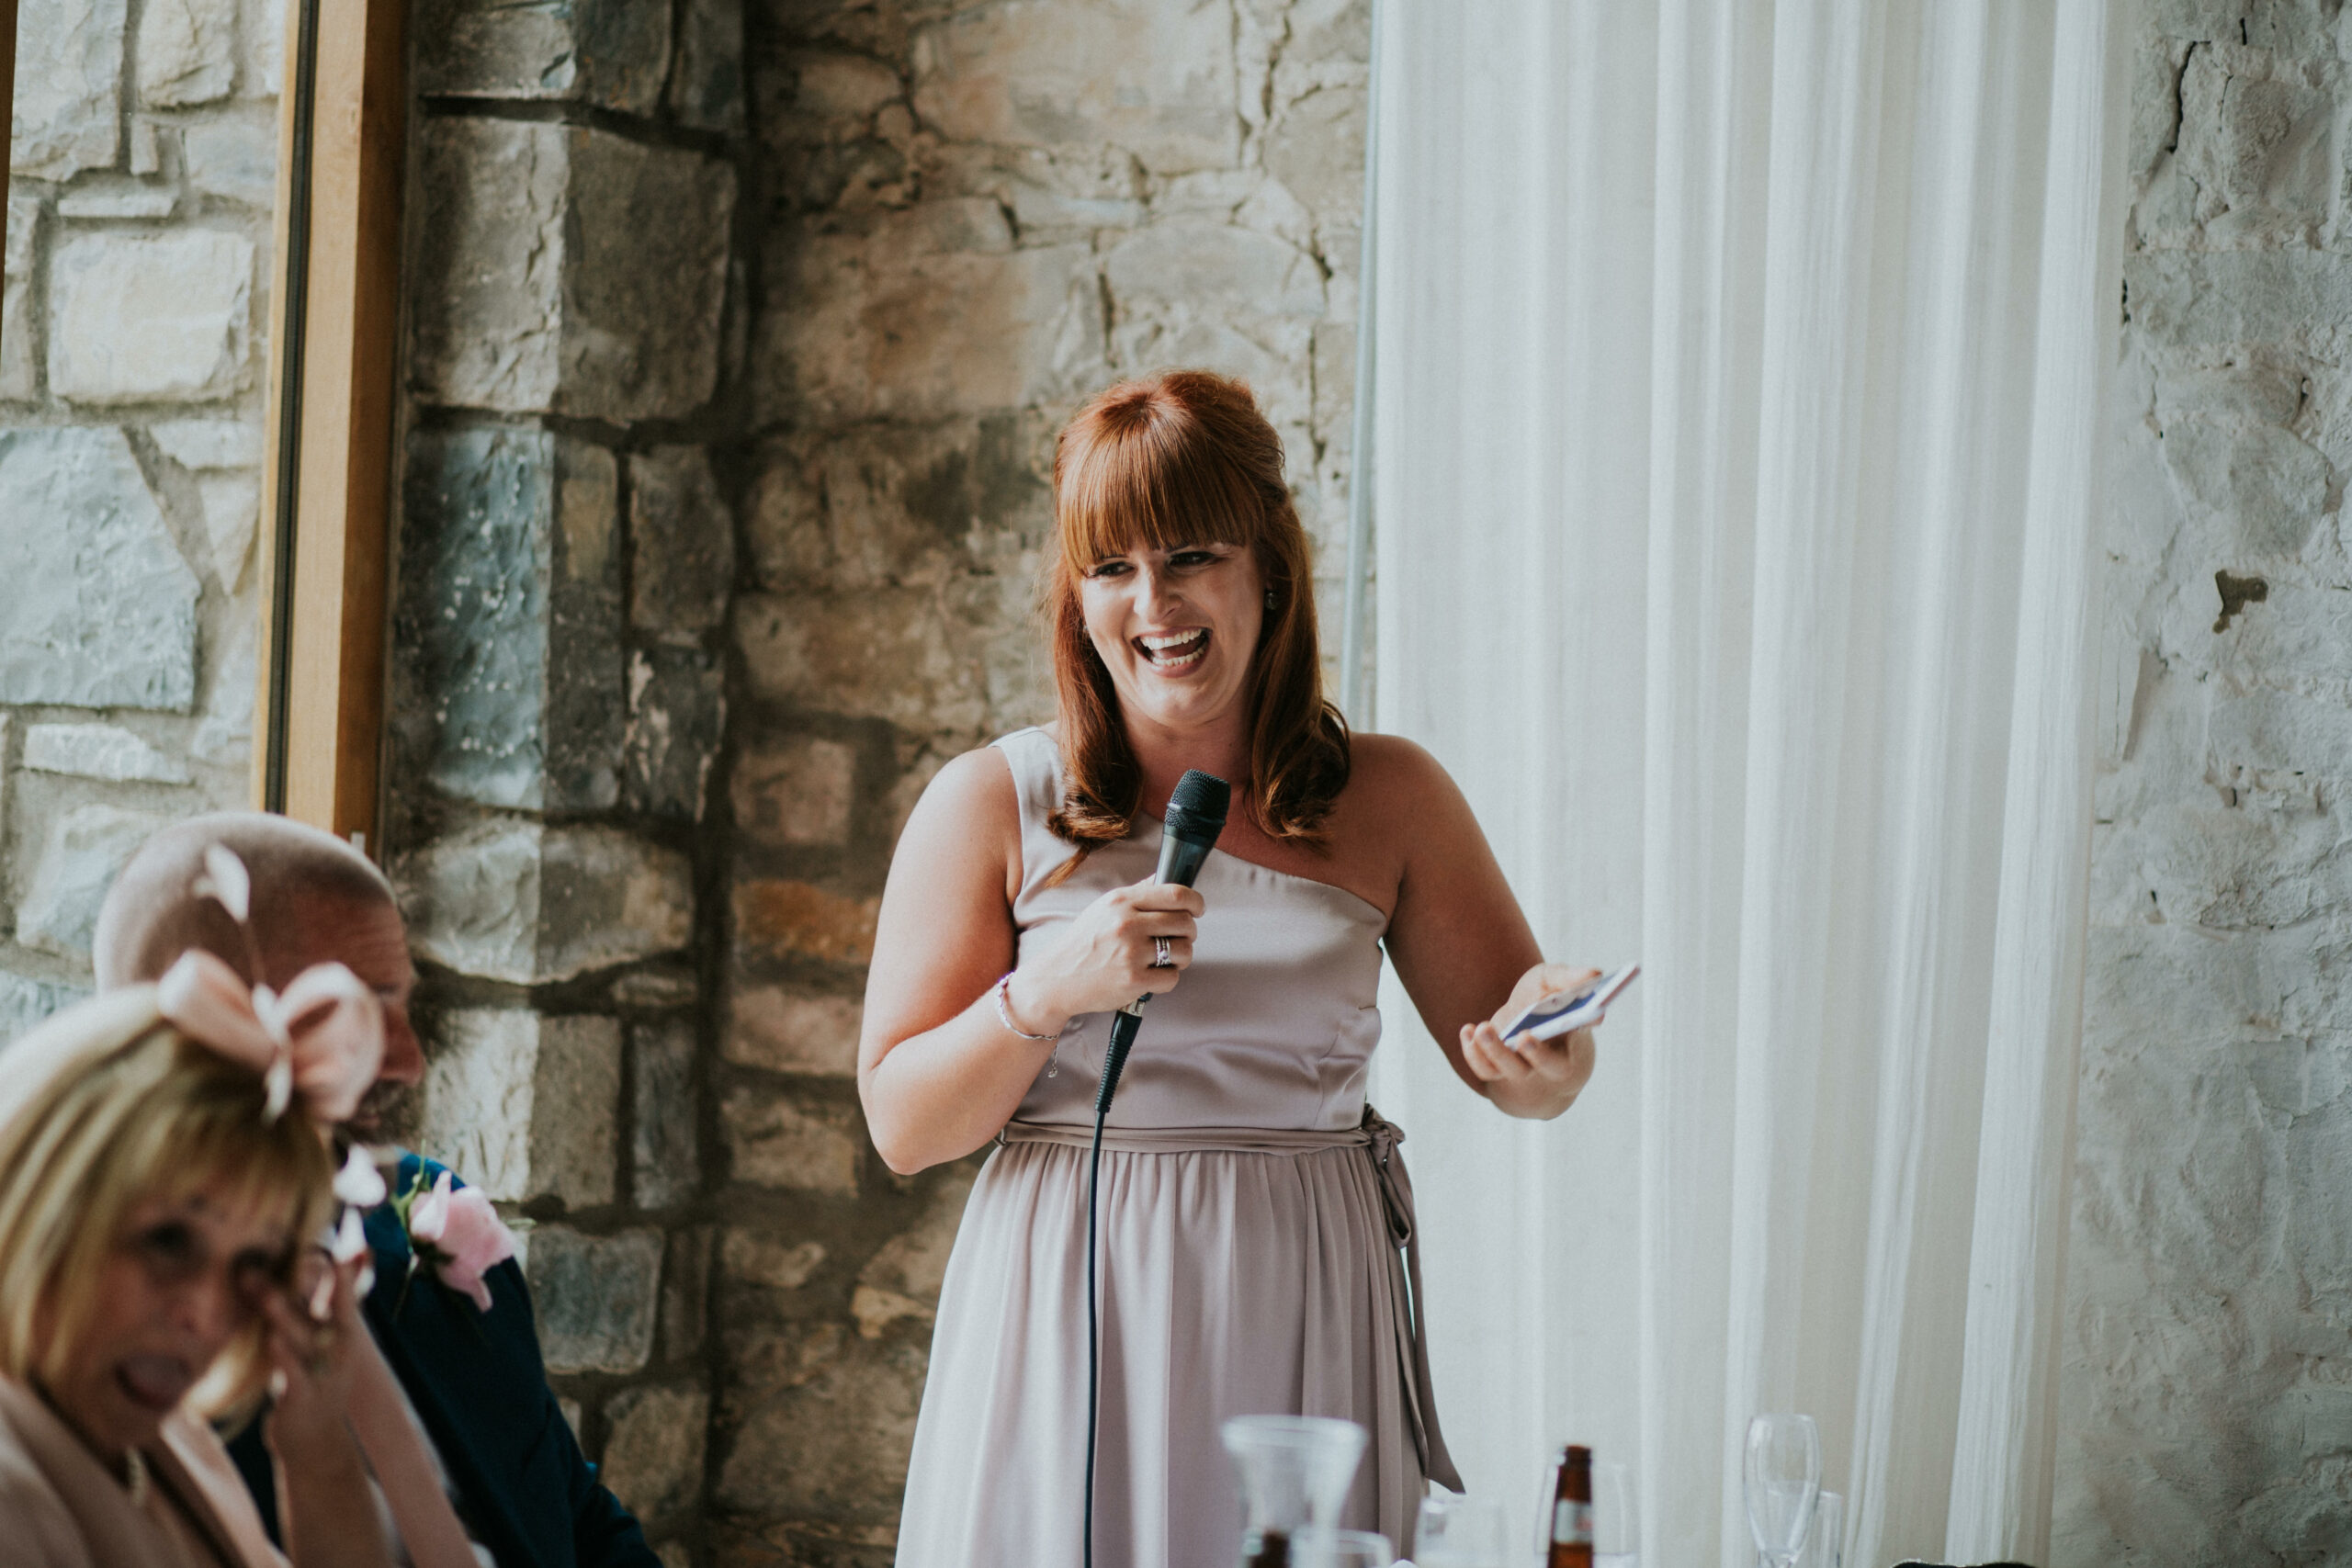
[997,1104,1464,1493]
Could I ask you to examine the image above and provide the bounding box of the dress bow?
[156,948,385,1124]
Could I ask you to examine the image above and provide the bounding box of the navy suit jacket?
[230,1154,658,1568]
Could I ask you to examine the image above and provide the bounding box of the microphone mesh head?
[1166,769,1232,836]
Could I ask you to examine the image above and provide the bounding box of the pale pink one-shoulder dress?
[893,727,1459,1567]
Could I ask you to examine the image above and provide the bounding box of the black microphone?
[1094,768,1230,1113]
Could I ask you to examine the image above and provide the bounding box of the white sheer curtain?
[1362,3,2124,1563]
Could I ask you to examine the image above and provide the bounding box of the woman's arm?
[858,748,1203,1174]
[1370,737,1600,1120]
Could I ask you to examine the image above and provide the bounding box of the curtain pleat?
[1366,3,2120,1563]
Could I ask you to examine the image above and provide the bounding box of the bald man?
[95,813,659,1568]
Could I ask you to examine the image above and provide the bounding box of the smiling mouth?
[117,1355,194,1414]
[1135,628,1208,671]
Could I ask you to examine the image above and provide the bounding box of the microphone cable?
[1084,1008,1142,1568]
[1080,771,1227,1568]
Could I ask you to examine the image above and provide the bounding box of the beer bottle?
[1547,1444,1594,1568]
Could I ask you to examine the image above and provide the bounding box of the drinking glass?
[1741,1414,1820,1568]
[1415,1493,1510,1567]
[1793,1490,1842,1568]
[1591,1460,1637,1568]
[1290,1527,1396,1568]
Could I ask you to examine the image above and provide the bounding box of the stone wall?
[0,0,279,1032]
[383,3,744,1564]
[2062,0,2352,1557]
[388,0,1365,1558]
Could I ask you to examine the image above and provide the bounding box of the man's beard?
[346,1077,421,1145]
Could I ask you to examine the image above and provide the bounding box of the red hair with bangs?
[1044,371,1350,866]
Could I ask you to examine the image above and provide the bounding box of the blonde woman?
[0,970,401,1566]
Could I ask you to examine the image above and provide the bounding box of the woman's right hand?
[1005,876,1204,1031]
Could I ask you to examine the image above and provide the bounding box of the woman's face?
[1079,538,1265,739]
[39,1184,291,1461]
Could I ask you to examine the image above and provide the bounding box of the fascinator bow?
[157,947,385,1124]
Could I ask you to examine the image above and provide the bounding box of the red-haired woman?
[861,371,1601,1565]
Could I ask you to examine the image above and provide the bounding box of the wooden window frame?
[253,0,408,847]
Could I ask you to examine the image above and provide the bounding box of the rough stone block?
[721,1084,860,1195]
[183,117,277,208]
[418,1010,621,1206]
[600,1383,708,1522]
[722,1230,826,1290]
[623,648,725,822]
[10,0,127,180]
[0,972,91,1046]
[735,588,998,735]
[724,985,860,1077]
[151,418,261,470]
[411,119,734,422]
[716,1325,922,1519]
[397,425,622,810]
[853,1167,974,1338]
[632,1017,700,1210]
[909,0,1238,174]
[527,1225,663,1373]
[0,428,199,711]
[757,211,1100,424]
[400,818,695,986]
[416,0,670,116]
[54,182,178,220]
[1263,83,1365,226]
[23,723,192,784]
[741,414,1051,593]
[628,446,734,639]
[17,805,170,960]
[668,0,746,130]
[139,0,238,107]
[50,231,254,403]
[2,195,36,400]
[730,879,880,968]
[196,472,260,589]
[732,735,858,848]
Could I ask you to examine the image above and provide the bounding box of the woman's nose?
[174,1269,248,1348]
[1135,564,1181,621]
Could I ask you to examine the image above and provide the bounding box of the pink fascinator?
[155,845,385,1123]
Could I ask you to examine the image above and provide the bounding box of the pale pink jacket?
[0,1377,287,1567]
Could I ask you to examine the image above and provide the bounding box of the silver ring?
[1152,936,1174,968]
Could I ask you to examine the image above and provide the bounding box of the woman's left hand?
[260,1250,368,1459]
[1458,963,1600,1119]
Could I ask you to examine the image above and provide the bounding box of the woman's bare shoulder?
[909,743,1019,834]
[1341,731,1464,818]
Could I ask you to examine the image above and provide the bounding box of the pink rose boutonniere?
[392,1168,519,1313]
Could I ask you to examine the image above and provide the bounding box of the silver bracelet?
[992,972,1056,1041]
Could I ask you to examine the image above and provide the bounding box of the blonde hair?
[0,987,334,1416]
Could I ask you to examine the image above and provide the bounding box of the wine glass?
[1742,1414,1820,1568]
[1794,1490,1843,1568]
[1592,1460,1637,1568]
[1415,1493,1510,1566]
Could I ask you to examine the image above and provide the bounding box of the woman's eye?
[1085,560,1131,580]
[133,1223,201,1280]
[231,1250,287,1298]
[1170,550,1217,569]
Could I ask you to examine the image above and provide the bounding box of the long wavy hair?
[1043,371,1351,873]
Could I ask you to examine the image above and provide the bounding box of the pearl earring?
[1265,590,1278,609]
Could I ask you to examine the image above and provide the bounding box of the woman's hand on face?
[1005,876,1204,1031]
[258,1250,368,1464]
[1458,963,1600,1120]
